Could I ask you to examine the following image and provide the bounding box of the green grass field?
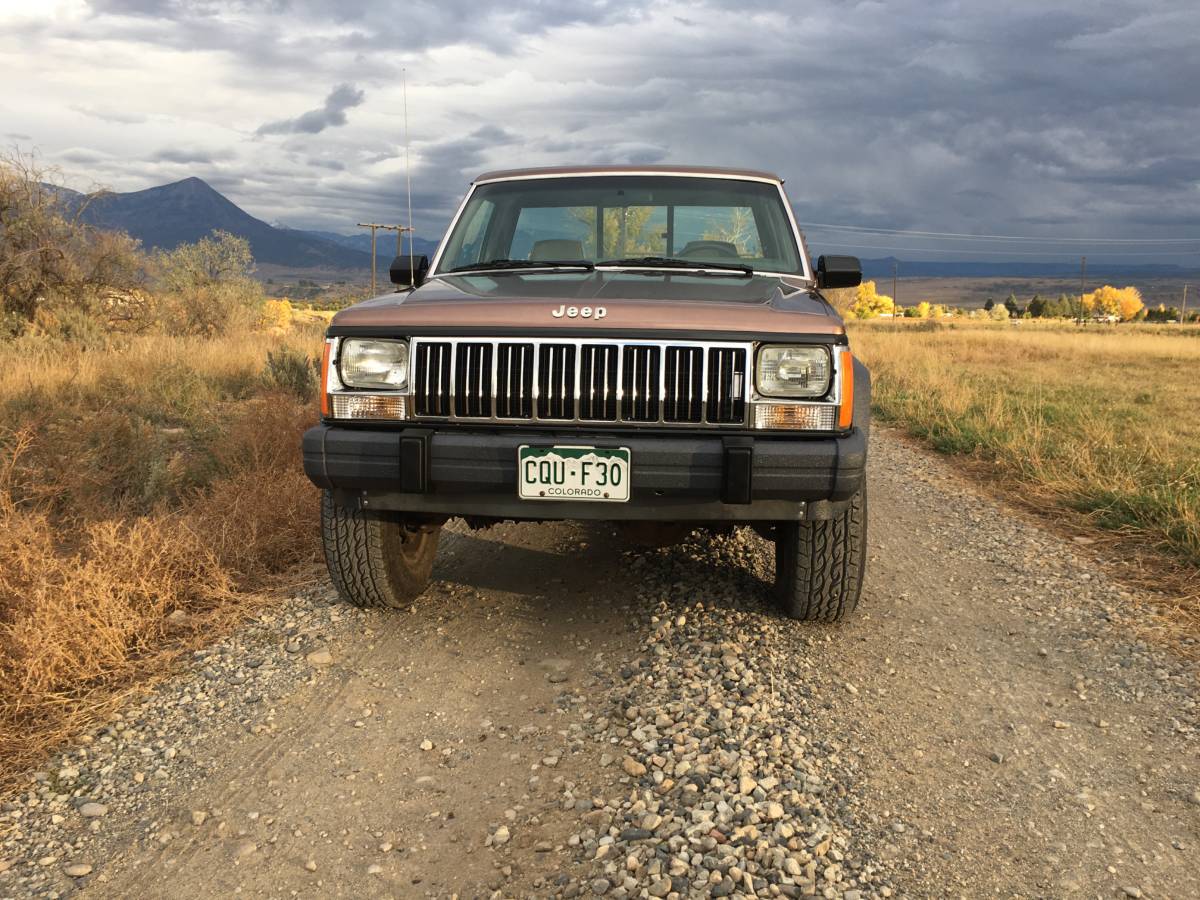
[849,320,1200,570]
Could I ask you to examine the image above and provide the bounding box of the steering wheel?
[677,240,740,259]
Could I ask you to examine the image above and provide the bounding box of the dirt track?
[1,428,1197,899]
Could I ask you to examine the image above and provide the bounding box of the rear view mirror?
[389,254,430,288]
[816,255,862,289]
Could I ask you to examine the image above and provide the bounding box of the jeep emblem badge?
[551,304,606,320]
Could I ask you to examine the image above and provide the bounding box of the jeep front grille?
[411,338,750,426]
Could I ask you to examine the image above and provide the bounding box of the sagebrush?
[0,329,323,785]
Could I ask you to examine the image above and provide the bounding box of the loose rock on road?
[1,428,1196,898]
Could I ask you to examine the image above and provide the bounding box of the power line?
[799,222,1200,244]
[814,240,1200,257]
[357,222,412,295]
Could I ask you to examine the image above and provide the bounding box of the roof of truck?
[473,165,784,184]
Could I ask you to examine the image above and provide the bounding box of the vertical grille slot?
[495,343,534,419]
[536,344,577,419]
[414,342,452,416]
[706,347,747,423]
[453,342,493,417]
[663,346,704,423]
[621,345,661,422]
[578,344,619,420]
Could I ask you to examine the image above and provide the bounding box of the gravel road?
[1,428,1197,899]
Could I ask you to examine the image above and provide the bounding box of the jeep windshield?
[434,175,805,277]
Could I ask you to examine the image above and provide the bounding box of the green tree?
[154,230,255,292]
[0,152,145,331]
[1145,304,1182,323]
[154,231,263,336]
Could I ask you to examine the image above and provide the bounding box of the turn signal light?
[838,352,854,429]
[753,403,835,430]
[319,340,332,417]
[330,394,408,420]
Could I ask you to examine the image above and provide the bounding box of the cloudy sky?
[3,0,1199,262]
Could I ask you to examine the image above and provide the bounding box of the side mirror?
[389,254,430,288]
[816,254,862,289]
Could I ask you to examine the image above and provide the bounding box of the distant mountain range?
[300,229,441,260]
[53,176,1197,280]
[57,176,440,273]
[857,256,1200,279]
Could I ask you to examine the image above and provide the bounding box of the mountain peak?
[156,175,220,195]
[80,177,374,272]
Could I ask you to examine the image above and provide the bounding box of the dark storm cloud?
[152,147,235,164]
[35,0,1200,257]
[257,84,366,136]
[80,0,641,74]
[341,126,524,228]
[58,148,110,164]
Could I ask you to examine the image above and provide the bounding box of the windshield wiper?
[597,256,753,276]
[449,258,595,273]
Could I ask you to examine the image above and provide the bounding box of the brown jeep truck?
[303,166,869,620]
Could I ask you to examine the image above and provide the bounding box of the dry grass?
[0,326,324,786]
[850,319,1200,631]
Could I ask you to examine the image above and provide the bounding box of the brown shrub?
[191,396,321,584]
[0,332,323,786]
[0,514,232,697]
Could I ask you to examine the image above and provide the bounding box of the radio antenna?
[403,67,414,286]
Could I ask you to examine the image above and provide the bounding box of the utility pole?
[357,223,413,296]
[893,261,899,325]
[1182,283,1189,324]
[1079,255,1087,324]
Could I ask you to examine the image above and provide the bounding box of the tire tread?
[775,488,867,622]
[320,492,438,609]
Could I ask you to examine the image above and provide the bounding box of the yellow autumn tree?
[822,286,858,314]
[1117,286,1145,321]
[1083,285,1142,320]
[256,297,293,330]
[850,280,895,319]
[914,301,932,319]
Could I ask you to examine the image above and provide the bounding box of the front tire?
[320,491,440,609]
[773,488,867,622]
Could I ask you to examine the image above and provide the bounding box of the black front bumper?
[303,422,867,523]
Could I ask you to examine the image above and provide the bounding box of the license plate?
[518,445,631,502]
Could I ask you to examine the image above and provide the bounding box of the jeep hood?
[330,272,845,338]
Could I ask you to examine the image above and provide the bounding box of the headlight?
[338,339,410,389]
[756,345,831,398]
